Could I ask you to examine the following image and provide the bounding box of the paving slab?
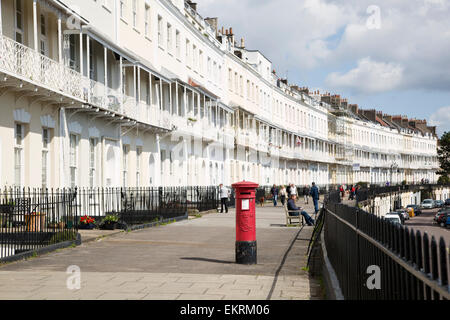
[0,197,324,300]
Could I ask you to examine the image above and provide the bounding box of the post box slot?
[240,192,251,195]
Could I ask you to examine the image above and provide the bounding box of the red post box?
[232,181,259,265]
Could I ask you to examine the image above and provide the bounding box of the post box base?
[236,241,257,265]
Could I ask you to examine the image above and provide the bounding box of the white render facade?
[0,0,439,189]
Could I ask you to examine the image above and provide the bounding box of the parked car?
[445,216,450,229]
[434,200,444,208]
[396,209,410,221]
[384,214,403,226]
[434,211,449,226]
[421,199,434,209]
[444,198,450,207]
[406,204,421,216]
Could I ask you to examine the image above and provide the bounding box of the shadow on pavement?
[180,257,235,264]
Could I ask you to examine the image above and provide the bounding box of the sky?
[196,0,450,137]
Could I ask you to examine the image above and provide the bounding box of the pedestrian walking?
[280,186,287,206]
[286,184,292,197]
[291,184,298,197]
[270,184,279,207]
[303,185,310,204]
[219,184,230,213]
[310,182,320,215]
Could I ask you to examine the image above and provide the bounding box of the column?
[137,66,141,119]
[79,31,83,75]
[33,0,38,51]
[86,35,91,102]
[58,15,62,63]
[169,82,172,115]
[0,0,3,35]
[175,82,179,116]
[119,56,123,113]
[183,86,187,117]
[156,134,161,186]
[159,79,163,110]
[104,47,108,103]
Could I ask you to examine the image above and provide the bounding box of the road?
[405,207,449,246]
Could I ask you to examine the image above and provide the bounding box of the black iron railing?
[0,188,78,261]
[0,186,220,260]
[323,193,450,300]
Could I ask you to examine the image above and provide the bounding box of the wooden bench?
[284,204,305,226]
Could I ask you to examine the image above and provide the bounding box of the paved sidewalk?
[0,198,323,300]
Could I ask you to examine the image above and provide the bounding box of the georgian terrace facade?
[0,0,439,190]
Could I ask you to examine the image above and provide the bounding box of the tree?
[437,131,450,181]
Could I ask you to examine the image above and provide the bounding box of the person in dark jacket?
[287,195,315,226]
[310,182,320,214]
[270,184,279,207]
[286,184,292,197]
[303,185,310,204]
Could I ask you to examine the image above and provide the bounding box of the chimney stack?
[241,37,245,48]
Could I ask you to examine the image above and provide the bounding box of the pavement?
[0,197,324,300]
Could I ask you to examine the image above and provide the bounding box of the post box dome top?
[232,181,259,189]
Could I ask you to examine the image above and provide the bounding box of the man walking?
[270,184,279,207]
[287,194,315,226]
[219,184,230,213]
[303,185,310,204]
[310,182,320,215]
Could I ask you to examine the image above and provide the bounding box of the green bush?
[437,175,450,185]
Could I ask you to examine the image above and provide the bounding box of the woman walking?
[280,186,287,206]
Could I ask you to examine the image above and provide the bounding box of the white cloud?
[325,57,404,94]
[429,106,450,136]
[197,0,450,94]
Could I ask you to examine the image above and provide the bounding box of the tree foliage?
[437,131,450,178]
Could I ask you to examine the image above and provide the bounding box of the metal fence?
[0,186,220,260]
[0,188,78,260]
[323,194,450,300]
[355,184,449,203]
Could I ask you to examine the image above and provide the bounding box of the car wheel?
[440,222,445,227]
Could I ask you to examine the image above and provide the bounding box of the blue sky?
[197,0,450,137]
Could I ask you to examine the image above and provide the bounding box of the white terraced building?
[0,0,439,189]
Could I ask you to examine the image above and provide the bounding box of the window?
[89,39,96,80]
[132,0,137,28]
[15,123,24,187]
[69,134,78,188]
[175,30,180,58]
[15,0,23,44]
[207,57,212,78]
[89,138,98,188]
[40,14,48,55]
[145,5,151,37]
[42,128,50,189]
[167,23,172,51]
[157,15,163,46]
[199,50,203,73]
[136,147,142,187]
[69,35,76,69]
[186,39,190,66]
[123,144,129,187]
[193,45,197,70]
[120,0,126,19]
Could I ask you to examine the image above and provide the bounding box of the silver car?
[421,199,434,209]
